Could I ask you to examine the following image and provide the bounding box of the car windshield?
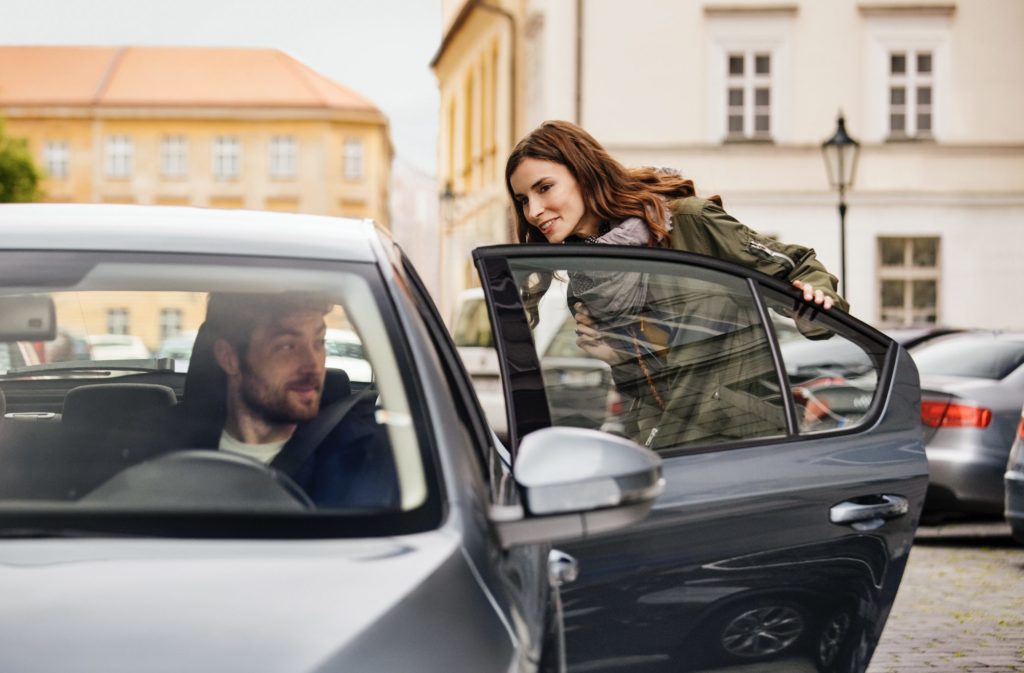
[0,251,435,537]
[912,334,1024,380]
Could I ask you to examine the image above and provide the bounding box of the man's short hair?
[205,292,332,357]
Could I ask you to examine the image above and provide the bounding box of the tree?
[0,119,42,203]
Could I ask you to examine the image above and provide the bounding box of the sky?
[0,0,442,174]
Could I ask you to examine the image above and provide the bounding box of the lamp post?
[439,182,458,320]
[821,114,860,296]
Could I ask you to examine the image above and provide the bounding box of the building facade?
[0,46,391,223]
[432,0,1024,330]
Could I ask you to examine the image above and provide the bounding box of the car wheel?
[816,608,852,671]
[715,600,807,661]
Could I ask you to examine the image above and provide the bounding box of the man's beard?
[239,363,323,425]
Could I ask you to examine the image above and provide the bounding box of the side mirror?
[490,427,664,549]
[0,295,56,342]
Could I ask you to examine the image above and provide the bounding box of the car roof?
[0,204,381,262]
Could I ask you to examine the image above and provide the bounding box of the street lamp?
[821,113,860,296]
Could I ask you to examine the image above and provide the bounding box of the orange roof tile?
[0,45,379,112]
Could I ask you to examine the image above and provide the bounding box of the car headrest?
[63,383,178,433]
[323,368,352,406]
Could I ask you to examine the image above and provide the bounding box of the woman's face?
[509,158,600,243]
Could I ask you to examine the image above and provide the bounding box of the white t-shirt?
[219,430,288,465]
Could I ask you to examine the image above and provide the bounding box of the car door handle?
[830,495,909,531]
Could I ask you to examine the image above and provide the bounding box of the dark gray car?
[474,245,928,672]
[911,331,1024,516]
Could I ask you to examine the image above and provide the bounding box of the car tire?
[815,607,853,672]
[711,598,808,663]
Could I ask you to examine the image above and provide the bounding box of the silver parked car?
[1005,405,1024,543]
[912,331,1024,517]
[0,204,927,673]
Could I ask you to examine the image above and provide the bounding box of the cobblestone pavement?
[867,521,1024,673]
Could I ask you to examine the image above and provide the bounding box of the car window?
[451,292,493,348]
[761,287,887,433]
[507,257,788,452]
[0,252,435,535]
[912,334,1024,380]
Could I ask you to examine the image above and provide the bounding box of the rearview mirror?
[490,427,664,548]
[0,295,56,341]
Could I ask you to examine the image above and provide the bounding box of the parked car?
[325,328,373,383]
[0,203,927,673]
[452,287,507,440]
[157,330,198,372]
[86,333,152,361]
[911,331,1024,517]
[1005,405,1024,543]
[43,328,93,363]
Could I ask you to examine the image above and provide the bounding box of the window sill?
[884,135,936,144]
[722,137,776,145]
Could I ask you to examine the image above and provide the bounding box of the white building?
[433,0,1024,330]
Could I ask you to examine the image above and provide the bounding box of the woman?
[505,120,848,448]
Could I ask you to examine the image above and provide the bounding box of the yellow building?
[431,0,523,320]
[0,45,391,224]
[0,45,391,354]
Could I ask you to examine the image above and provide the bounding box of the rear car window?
[912,335,1024,379]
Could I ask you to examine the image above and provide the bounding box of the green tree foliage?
[0,119,42,203]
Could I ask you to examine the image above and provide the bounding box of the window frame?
[269,135,298,179]
[160,135,188,179]
[877,236,941,327]
[104,136,134,179]
[212,136,242,181]
[343,137,364,181]
[42,140,70,180]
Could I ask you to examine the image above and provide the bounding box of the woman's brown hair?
[505,120,712,246]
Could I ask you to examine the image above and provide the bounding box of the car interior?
[0,253,429,520]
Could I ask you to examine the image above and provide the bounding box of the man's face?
[238,310,327,425]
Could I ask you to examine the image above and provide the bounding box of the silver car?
[0,204,927,673]
[1005,405,1024,543]
[913,331,1024,517]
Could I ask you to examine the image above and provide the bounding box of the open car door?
[474,244,927,673]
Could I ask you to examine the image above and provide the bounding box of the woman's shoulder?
[667,195,716,218]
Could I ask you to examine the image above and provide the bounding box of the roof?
[0,204,380,263]
[0,46,380,112]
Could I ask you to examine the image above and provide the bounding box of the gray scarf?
[568,216,659,330]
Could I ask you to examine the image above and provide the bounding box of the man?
[203,292,398,509]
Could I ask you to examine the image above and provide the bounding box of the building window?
[159,308,183,340]
[213,136,241,180]
[888,50,933,139]
[43,141,69,179]
[105,136,133,178]
[160,136,188,178]
[106,308,130,335]
[343,138,363,180]
[726,51,771,140]
[269,136,297,178]
[878,237,940,326]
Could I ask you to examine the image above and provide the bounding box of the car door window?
[761,286,888,434]
[507,257,789,452]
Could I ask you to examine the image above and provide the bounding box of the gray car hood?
[0,531,513,673]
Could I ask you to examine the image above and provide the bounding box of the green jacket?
[667,196,847,312]
[605,196,847,450]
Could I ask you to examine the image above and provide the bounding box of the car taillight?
[921,400,992,429]
[1018,417,1024,440]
